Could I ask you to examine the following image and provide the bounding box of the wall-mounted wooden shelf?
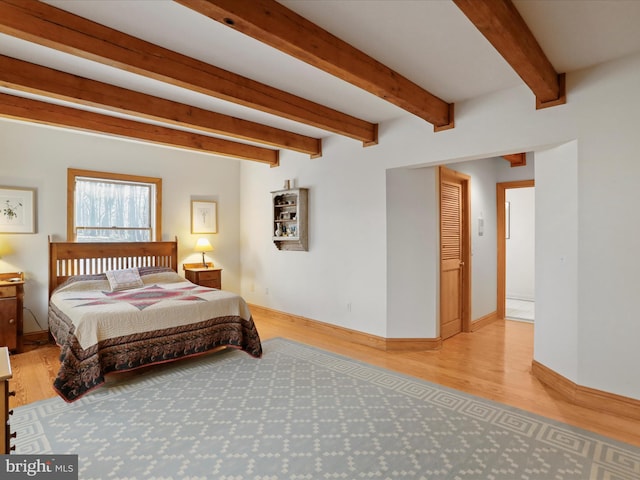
[272,188,308,251]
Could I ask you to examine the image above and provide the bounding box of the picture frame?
[191,200,217,234]
[0,186,36,233]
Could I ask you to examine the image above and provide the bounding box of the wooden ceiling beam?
[453,0,566,109]
[0,93,279,166]
[0,55,321,158]
[176,0,454,131]
[0,0,377,146]
[503,153,526,167]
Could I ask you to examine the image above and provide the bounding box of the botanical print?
[0,197,24,225]
[191,200,217,234]
[0,187,35,233]
[197,205,210,226]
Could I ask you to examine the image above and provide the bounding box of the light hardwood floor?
[8,312,640,448]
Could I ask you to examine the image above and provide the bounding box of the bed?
[48,239,262,402]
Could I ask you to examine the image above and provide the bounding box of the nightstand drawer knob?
[8,391,15,397]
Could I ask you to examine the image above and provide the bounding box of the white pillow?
[105,268,143,291]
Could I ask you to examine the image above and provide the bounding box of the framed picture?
[191,200,217,234]
[0,187,36,233]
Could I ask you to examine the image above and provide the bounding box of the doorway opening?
[497,180,534,321]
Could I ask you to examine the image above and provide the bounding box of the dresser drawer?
[0,299,18,352]
[0,276,24,353]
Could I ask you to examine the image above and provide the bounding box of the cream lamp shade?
[0,238,12,258]
[194,238,213,267]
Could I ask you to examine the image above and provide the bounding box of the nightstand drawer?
[196,270,221,289]
[197,270,220,282]
[0,287,16,299]
[183,267,222,289]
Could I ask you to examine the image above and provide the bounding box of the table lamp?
[194,238,213,268]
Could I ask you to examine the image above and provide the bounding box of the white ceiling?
[2,0,640,144]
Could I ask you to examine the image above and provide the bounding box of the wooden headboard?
[49,238,178,296]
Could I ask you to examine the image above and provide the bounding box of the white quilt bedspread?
[50,271,252,350]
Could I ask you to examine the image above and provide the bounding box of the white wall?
[0,121,243,332]
[240,135,389,336]
[572,55,640,395]
[506,187,535,301]
[241,52,640,400]
[386,166,439,338]
[534,141,579,381]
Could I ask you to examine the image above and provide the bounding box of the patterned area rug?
[13,338,640,479]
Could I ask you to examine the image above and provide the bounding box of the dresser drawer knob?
[10,432,16,439]
[8,409,13,416]
[8,391,15,397]
[8,318,15,324]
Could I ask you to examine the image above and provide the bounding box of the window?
[67,169,162,242]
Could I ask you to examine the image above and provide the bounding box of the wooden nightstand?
[0,272,24,353]
[183,263,222,289]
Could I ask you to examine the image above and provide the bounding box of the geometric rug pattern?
[12,338,640,479]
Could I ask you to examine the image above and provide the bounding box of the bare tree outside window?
[67,169,162,242]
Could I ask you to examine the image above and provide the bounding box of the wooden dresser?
[0,346,15,454]
[0,272,24,353]
[183,263,222,289]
